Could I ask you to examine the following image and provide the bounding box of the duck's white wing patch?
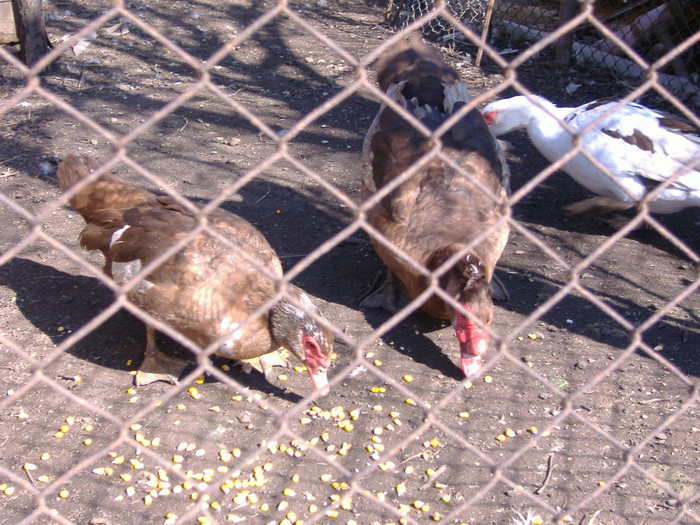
[109,225,153,290]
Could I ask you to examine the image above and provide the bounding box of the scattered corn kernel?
[403,375,413,382]
[121,473,132,482]
[4,486,15,496]
[83,439,92,446]
[430,438,440,447]
[37,476,50,483]
[23,463,37,471]
[396,482,407,496]
[484,376,493,383]
[209,406,221,413]
[496,434,507,442]
[405,398,417,406]
[320,474,332,482]
[459,411,470,418]
[441,494,451,503]
[529,426,538,435]
[505,428,516,438]
[58,489,69,499]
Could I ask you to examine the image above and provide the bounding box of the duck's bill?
[460,354,483,379]
[309,369,330,396]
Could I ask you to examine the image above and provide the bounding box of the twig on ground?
[534,454,554,495]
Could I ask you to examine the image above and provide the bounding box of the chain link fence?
[0,1,698,524]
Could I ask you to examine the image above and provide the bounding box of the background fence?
[0,1,698,524]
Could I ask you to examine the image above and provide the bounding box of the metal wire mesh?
[387,0,489,35]
[489,0,700,108]
[0,1,698,524]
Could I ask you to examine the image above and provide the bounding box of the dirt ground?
[0,1,698,524]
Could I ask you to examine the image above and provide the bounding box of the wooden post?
[11,0,51,65]
[556,0,578,65]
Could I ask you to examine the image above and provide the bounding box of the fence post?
[11,0,51,65]
[556,0,578,64]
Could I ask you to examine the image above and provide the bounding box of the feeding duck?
[482,95,700,220]
[361,37,510,379]
[57,154,334,394]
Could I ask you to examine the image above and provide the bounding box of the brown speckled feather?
[110,201,285,359]
[362,38,510,321]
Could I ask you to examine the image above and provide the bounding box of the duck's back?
[110,199,284,357]
[362,40,509,307]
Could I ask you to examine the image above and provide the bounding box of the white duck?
[481,95,700,218]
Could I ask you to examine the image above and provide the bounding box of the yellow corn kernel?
[58,489,69,499]
[405,398,416,406]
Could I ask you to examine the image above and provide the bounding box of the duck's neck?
[523,97,576,160]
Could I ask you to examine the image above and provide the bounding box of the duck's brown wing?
[109,199,283,358]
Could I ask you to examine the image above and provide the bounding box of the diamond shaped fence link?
[0,0,698,524]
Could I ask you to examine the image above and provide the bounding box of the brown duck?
[361,38,510,379]
[57,154,334,394]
